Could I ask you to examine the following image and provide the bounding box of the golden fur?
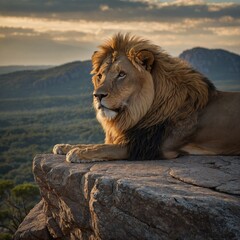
[53,33,240,162]
[91,33,212,144]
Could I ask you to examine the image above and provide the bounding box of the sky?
[0,0,240,66]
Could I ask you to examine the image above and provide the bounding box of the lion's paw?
[66,148,105,163]
[53,144,71,155]
[66,148,80,162]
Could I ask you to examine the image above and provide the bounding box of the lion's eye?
[96,73,102,83]
[118,71,126,79]
[97,73,102,79]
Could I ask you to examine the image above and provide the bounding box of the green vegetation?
[0,60,106,237]
[0,94,104,237]
[0,60,104,182]
[0,180,40,236]
[0,94,104,184]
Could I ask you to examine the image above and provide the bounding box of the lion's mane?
[92,33,216,160]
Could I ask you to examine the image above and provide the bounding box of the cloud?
[0,0,239,21]
[100,4,110,11]
[0,0,239,65]
[0,0,147,17]
[0,29,95,65]
[206,26,240,36]
[1,15,239,56]
[0,15,238,38]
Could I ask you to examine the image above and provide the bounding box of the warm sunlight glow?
[0,0,239,65]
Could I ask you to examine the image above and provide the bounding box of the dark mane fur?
[125,121,168,160]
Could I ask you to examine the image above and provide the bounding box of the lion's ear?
[91,51,98,60]
[136,50,154,71]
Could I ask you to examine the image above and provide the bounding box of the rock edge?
[14,154,240,240]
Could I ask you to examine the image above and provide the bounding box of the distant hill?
[0,61,92,98]
[0,47,240,99]
[179,47,240,82]
[0,65,54,75]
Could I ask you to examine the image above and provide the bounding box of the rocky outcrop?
[15,154,240,240]
[14,200,53,240]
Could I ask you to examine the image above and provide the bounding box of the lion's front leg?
[66,144,128,163]
[53,143,89,155]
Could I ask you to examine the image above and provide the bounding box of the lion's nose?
[93,92,108,101]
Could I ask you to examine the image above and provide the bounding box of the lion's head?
[91,34,157,131]
[91,33,215,146]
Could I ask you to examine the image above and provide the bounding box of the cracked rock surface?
[14,154,240,240]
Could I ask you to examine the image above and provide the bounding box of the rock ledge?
[15,154,240,240]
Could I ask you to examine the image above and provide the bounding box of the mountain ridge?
[0,65,54,75]
[181,46,240,58]
[0,60,92,98]
[0,47,239,99]
[179,47,240,81]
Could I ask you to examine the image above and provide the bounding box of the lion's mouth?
[97,103,121,113]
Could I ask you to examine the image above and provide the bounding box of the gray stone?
[14,200,52,240]
[15,154,240,240]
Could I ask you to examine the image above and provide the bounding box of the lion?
[53,33,240,163]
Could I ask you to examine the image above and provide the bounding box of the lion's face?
[92,53,155,125]
[92,55,142,120]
